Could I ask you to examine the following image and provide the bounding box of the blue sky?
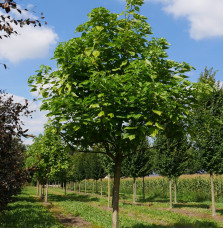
[1,0,223,143]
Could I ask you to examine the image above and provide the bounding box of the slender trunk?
[92,180,95,195]
[45,178,49,203]
[64,181,67,195]
[79,182,81,193]
[37,180,39,196]
[108,174,111,208]
[85,179,87,193]
[42,184,45,199]
[133,177,136,204]
[142,176,145,201]
[169,178,172,209]
[174,178,177,204]
[96,180,98,193]
[100,178,103,197]
[112,160,122,228]
[40,184,42,198]
[210,173,216,216]
[74,182,76,192]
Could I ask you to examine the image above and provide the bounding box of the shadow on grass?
[0,193,61,228]
[48,192,100,203]
[128,224,169,227]
[216,208,223,215]
[127,219,219,228]
[137,198,169,203]
[173,203,210,209]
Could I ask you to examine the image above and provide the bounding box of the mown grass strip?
[0,188,64,228]
[48,187,222,228]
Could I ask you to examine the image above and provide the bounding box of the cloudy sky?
[1,0,223,144]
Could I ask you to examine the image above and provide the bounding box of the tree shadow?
[127,219,219,228]
[173,203,210,209]
[216,208,223,215]
[127,223,170,227]
[0,194,60,227]
[48,193,100,203]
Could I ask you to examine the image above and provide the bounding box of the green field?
[1,184,223,228]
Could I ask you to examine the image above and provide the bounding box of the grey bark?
[210,173,216,216]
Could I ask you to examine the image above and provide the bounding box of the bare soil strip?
[42,202,93,228]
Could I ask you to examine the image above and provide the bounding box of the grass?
[46,187,223,228]
[2,186,223,227]
[0,188,64,228]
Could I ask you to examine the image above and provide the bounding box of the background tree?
[192,67,223,216]
[26,124,70,201]
[29,0,196,226]
[122,138,153,203]
[89,154,106,194]
[71,153,86,193]
[0,91,31,211]
[154,127,190,208]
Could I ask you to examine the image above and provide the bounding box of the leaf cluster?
[0,90,30,211]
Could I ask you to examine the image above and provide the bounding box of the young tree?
[29,1,196,226]
[122,138,153,203]
[0,91,31,211]
[71,153,86,193]
[192,67,223,216]
[26,125,70,201]
[154,128,190,208]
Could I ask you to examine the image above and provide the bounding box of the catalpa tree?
[29,0,196,226]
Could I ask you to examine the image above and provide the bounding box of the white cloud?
[148,0,223,40]
[0,7,58,63]
[0,25,58,63]
[8,93,47,145]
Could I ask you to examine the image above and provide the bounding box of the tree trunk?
[142,176,145,201]
[45,178,49,203]
[74,182,76,192]
[210,173,216,216]
[85,179,87,193]
[112,160,122,228]
[100,178,103,196]
[133,177,136,204]
[108,174,111,208]
[169,178,172,209]
[96,179,98,193]
[174,178,177,204]
[92,180,95,195]
[40,184,42,198]
[41,184,44,199]
[79,182,81,193]
[37,180,39,196]
[64,181,67,195]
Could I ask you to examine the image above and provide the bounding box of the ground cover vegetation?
[6,186,223,228]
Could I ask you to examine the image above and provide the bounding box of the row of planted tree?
[34,173,223,209]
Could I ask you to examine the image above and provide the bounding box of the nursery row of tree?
[26,66,223,216]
